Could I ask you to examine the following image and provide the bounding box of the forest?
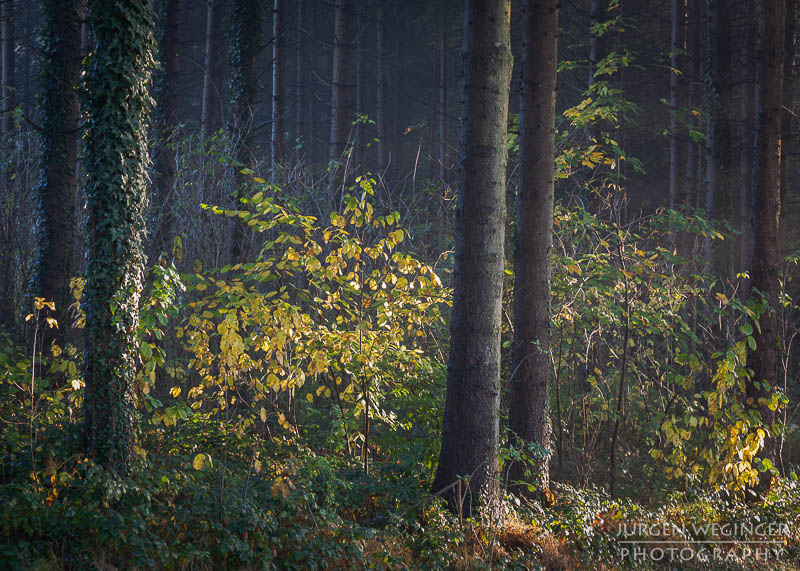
[2,0,800,568]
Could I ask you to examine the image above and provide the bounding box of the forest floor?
[3,420,800,570]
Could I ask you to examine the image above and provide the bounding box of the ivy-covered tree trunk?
[508,0,558,496]
[432,0,512,514]
[201,0,225,138]
[152,0,181,257]
[271,0,285,180]
[749,0,785,477]
[83,0,154,473]
[329,0,355,206]
[227,0,261,262]
[36,0,81,344]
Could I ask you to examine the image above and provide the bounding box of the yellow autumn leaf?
[193,454,206,470]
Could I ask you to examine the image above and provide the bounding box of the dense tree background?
[2,0,800,567]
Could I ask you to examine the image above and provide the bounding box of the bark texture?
[669,0,688,210]
[686,0,703,209]
[704,0,732,271]
[37,0,81,343]
[439,16,448,184]
[272,0,285,179]
[508,0,558,495]
[0,0,14,333]
[329,0,355,204]
[153,0,181,256]
[740,3,757,274]
[0,0,12,137]
[227,0,261,262]
[432,0,512,514]
[296,0,306,155]
[202,0,225,137]
[749,0,785,470]
[376,5,388,169]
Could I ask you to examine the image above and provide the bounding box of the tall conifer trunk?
[376,5,387,170]
[439,10,448,184]
[202,0,225,137]
[153,0,181,256]
[37,0,81,344]
[0,0,14,333]
[272,0,285,180]
[227,0,261,262]
[686,0,703,210]
[329,0,355,205]
[704,0,731,271]
[296,0,306,158]
[0,0,13,138]
[740,3,757,273]
[508,0,558,495]
[432,0,512,514]
[749,0,786,476]
[669,0,688,211]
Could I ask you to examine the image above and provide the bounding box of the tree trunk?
[439,15,448,184]
[780,0,796,233]
[296,0,306,158]
[202,0,225,137]
[0,0,13,138]
[19,0,32,120]
[704,0,731,271]
[37,0,81,345]
[153,0,181,256]
[749,0,785,476]
[686,0,703,209]
[83,0,154,474]
[508,0,558,496]
[432,0,512,515]
[669,0,688,211]
[271,0,285,180]
[329,0,355,206]
[0,0,15,334]
[740,3,757,274]
[354,9,362,170]
[227,0,262,262]
[588,0,606,144]
[376,5,388,170]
